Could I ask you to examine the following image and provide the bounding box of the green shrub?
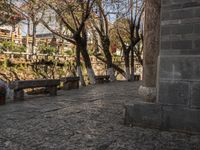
[1,41,26,53]
[13,45,26,53]
[65,50,74,56]
[38,44,57,55]
[2,41,15,51]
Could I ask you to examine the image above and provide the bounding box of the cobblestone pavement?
[0,81,200,150]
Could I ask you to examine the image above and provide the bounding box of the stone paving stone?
[0,81,199,150]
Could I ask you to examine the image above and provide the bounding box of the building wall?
[124,0,200,133]
[158,0,200,108]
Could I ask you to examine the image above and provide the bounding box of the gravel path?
[0,81,199,150]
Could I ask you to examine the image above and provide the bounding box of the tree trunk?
[76,36,96,84]
[124,50,131,81]
[32,21,37,54]
[26,19,31,59]
[130,48,135,81]
[139,0,161,102]
[80,47,96,84]
[76,45,86,86]
[101,37,115,81]
[94,54,126,78]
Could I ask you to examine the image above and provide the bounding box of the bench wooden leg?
[63,82,70,90]
[96,79,104,84]
[75,81,79,89]
[104,79,110,83]
[63,81,79,90]
[73,81,79,89]
[48,86,57,96]
[14,89,24,101]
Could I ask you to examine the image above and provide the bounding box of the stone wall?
[158,0,200,108]
[124,0,200,133]
[155,0,200,132]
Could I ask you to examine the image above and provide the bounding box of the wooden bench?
[60,77,80,90]
[95,75,110,84]
[10,79,60,101]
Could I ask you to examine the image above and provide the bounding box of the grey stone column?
[125,0,200,133]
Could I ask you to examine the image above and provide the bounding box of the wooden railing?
[0,34,51,44]
[1,51,74,60]
[0,51,127,67]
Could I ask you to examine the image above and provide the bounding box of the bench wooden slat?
[95,75,110,79]
[10,79,60,90]
[60,77,80,82]
[10,79,60,101]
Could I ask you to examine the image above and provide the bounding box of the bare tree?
[90,26,127,78]
[115,0,143,81]
[0,0,13,26]
[90,0,116,81]
[20,0,46,53]
[40,0,96,85]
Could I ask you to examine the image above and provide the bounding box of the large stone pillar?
[125,0,200,133]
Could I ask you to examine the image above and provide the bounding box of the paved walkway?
[0,81,200,150]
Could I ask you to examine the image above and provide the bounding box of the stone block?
[191,83,200,107]
[124,102,200,133]
[161,26,171,36]
[161,11,171,21]
[124,103,162,128]
[170,24,193,35]
[182,2,200,9]
[159,56,200,80]
[161,41,171,49]
[194,7,200,17]
[163,1,200,9]
[161,0,168,6]
[170,9,194,20]
[163,0,199,5]
[162,105,200,133]
[171,40,192,49]
[161,1,200,21]
[194,40,200,49]
[158,81,189,105]
[194,24,200,33]
[160,50,181,55]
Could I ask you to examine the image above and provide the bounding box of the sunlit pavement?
[0,81,199,150]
